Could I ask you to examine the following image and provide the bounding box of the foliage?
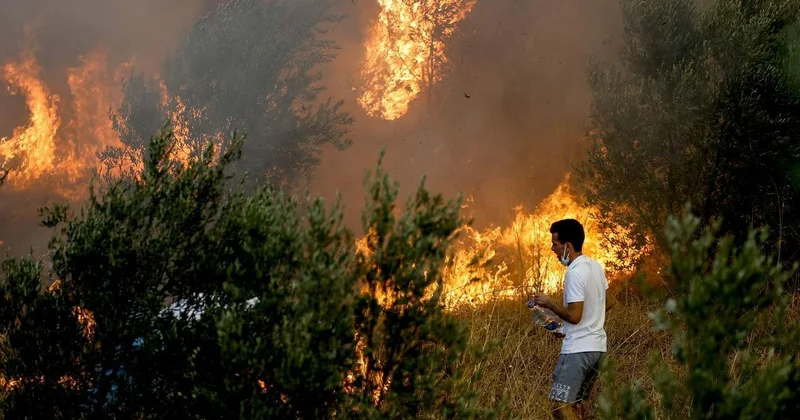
[787,21,800,91]
[0,128,495,419]
[579,0,800,266]
[345,151,492,418]
[102,0,354,187]
[599,207,800,419]
[0,259,90,419]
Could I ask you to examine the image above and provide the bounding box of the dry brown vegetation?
[450,281,800,419]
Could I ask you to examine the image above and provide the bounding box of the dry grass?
[450,282,680,419]
[451,284,800,419]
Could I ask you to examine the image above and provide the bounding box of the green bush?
[0,128,496,419]
[580,0,800,267]
[599,207,800,419]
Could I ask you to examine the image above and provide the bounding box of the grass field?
[451,281,800,419]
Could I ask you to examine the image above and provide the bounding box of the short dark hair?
[550,219,585,252]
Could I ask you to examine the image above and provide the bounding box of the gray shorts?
[549,351,605,404]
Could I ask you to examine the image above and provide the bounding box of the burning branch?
[359,0,476,120]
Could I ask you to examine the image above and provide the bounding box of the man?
[534,218,614,420]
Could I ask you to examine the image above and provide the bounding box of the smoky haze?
[0,0,623,255]
[311,0,623,232]
[0,0,212,140]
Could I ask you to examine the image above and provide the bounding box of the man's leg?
[549,353,584,419]
[573,352,605,418]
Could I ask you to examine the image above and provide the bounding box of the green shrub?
[599,207,800,419]
[0,128,496,419]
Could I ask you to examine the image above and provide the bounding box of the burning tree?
[104,0,354,186]
[359,0,476,120]
[579,0,800,266]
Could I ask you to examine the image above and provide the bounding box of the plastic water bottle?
[527,298,564,334]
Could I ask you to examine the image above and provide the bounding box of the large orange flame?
[0,50,60,188]
[359,0,476,120]
[0,44,215,196]
[356,175,646,309]
[64,47,131,186]
[440,174,639,308]
[0,46,132,195]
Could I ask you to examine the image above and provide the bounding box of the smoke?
[0,0,211,72]
[311,0,623,231]
[0,0,625,255]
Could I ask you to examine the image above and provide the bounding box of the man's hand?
[533,294,556,310]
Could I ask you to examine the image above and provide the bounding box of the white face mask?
[559,246,571,267]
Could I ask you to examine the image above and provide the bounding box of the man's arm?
[533,271,586,325]
[532,295,584,325]
[549,300,584,325]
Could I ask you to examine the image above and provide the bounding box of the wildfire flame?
[65,48,129,183]
[158,81,195,167]
[0,50,60,188]
[0,43,198,193]
[0,46,131,195]
[356,174,644,309]
[359,0,476,120]
[440,174,639,308]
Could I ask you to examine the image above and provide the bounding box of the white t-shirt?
[561,255,608,354]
